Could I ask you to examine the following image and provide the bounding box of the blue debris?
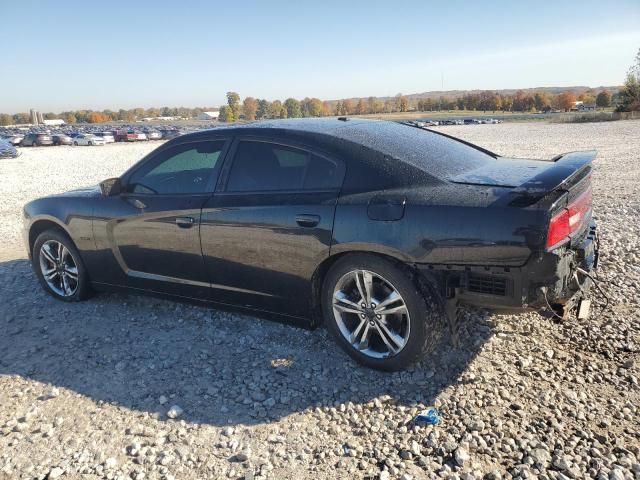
[413,407,440,425]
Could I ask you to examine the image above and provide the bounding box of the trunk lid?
[449,151,596,195]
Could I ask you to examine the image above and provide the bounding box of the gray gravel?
[0,121,639,480]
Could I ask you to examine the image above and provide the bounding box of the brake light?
[546,185,592,249]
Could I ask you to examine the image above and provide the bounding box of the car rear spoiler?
[512,151,596,196]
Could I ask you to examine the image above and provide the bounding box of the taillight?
[546,185,592,249]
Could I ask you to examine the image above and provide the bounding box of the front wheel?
[32,230,92,301]
[322,254,445,371]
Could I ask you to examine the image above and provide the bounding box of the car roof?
[183,118,494,178]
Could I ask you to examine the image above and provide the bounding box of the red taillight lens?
[546,185,592,249]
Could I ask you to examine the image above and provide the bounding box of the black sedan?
[23,119,598,370]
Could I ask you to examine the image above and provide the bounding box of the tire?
[88,141,93,146]
[32,229,92,302]
[322,254,444,371]
[73,141,78,146]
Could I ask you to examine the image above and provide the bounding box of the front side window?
[128,140,226,194]
[226,141,343,192]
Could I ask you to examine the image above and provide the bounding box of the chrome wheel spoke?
[375,320,405,353]
[356,322,372,350]
[57,242,66,263]
[354,271,369,304]
[43,269,58,281]
[41,244,57,264]
[376,303,408,316]
[61,274,72,295]
[65,269,78,281]
[349,317,367,344]
[333,291,364,314]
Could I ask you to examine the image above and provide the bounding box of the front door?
[200,138,345,317]
[92,139,229,298]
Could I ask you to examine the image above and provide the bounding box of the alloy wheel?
[332,269,410,359]
[39,240,79,297]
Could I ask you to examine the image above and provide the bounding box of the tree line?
[0,84,629,127]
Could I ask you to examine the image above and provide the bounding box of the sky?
[1,0,639,112]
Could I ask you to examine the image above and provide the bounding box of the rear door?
[92,139,230,298]
[200,137,345,317]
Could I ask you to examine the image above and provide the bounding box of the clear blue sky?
[2,0,639,112]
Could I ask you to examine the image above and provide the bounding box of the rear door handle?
[176,216,195,228]
[295,214,320,228]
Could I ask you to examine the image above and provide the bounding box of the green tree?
[226,92,241,120]
[218,105,234,122]
[269,100,283,118]
[256,99,271,119]
[284,98,301,118]
[0,113,12,126]
[307,98,323,117]
[596,91,611,109]
[13,113,30,124]
[242,97,258,121]
[334,101,343,115]
[617,48,640,112]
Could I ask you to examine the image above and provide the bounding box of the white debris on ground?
[0,121,638,480]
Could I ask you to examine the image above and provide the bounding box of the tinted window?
[226,141,343,192]
[128,141,225,194]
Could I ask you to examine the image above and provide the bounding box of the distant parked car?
[94,132,115,143]
[21,133,53,146]
[146,131,162,140]
[2,134,23,146]
[114,130,138,142]
[0,139,19,158]
[160,129,181,140]
[52,134,73,146]
[73,134,105,146]
[135,132,148,141]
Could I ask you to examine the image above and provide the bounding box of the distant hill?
[337,86,621,103]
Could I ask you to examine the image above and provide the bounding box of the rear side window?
[226,141,343,192]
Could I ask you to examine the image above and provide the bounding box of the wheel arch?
[28,217,74,256]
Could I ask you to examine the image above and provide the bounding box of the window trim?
[217,136,346,194]
[120,138,231,196]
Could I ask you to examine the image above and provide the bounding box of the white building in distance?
[197,111,220,120]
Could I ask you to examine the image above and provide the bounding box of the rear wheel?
[322,254,444,371]
[33,230,91,301]
[73,141,78,146]
[88,141,93,146]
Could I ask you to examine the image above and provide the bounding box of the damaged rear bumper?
[419,220,599,318]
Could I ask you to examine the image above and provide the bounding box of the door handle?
[175,216,195,228]
[295,214,320,228]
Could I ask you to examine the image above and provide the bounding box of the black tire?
[73,141,78,146]
[322,254,445,371]
[88,141,93,146]
[32,229,92,302]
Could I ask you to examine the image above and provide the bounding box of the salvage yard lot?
[0,121,638,479]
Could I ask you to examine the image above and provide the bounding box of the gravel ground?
[0,122,638,480]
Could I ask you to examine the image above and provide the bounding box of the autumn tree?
[284,98,301,118]
[596,91,611,109]
[0,113,12,126]
[534,92,549,111]
[226,91,241,121]
[242,97,258,121]
[322,101,332,116]
[557,91,577,111]
[398,95,408,112]
[354,98,366,115]
[342,99,353,115]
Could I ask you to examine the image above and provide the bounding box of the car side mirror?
[99,177,122,197]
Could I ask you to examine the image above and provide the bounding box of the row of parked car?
[413,118,502,127]
[1,128,181,148]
